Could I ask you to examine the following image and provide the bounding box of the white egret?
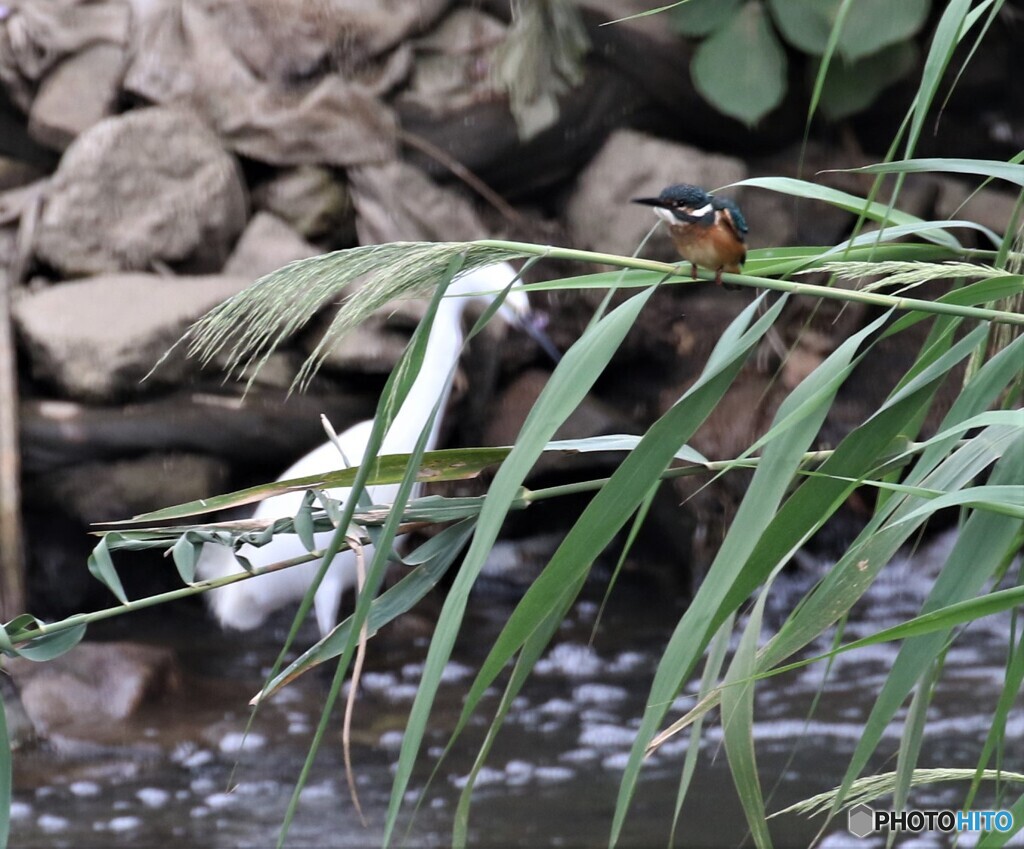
[196,263,542,636]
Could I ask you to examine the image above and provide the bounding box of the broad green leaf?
[767,0,835,54]
[818,42,917,120]
[670,0,743,36]
[835,0,930,62]
[692,2,787,126]
[772,0,929,61]
[293,494,316,553]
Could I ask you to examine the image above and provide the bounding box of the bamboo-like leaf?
[824,217,1004,252]
[10,624,87,662]
[384,282,660,847]
[890,484,1024,524]
[86,535,129,604]
[731,177,962,248]
[252,520,476,701]
[114,436,703,526]
[901,0,975,159]
[850,158,1024,187]
[450,298,787,844]
[452,579,580,848]
[669,613,734,844]
[171,533,201,583]
[0,695,8,849]
[964,596,1024,816]
[117,446,515,524]
[620,322,988,831]
[821,433,1024,825]
[722,581,773,849]
[613,306,892,839]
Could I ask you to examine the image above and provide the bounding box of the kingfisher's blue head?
[632,183,715,225]
[632,183,745,233]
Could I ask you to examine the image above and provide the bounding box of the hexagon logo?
[848,803,875,838]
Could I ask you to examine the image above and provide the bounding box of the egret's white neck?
[378,295,466,457]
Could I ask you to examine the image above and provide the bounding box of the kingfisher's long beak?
[631,196,668,208]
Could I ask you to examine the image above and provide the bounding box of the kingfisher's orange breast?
[668,220,746,273]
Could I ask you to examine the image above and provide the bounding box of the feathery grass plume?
[771,769,1024,819]
[803,260,1021,294]
[178,241,524,393]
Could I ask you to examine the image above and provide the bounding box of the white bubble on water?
[37,814,69,833]
[109,816,142,832]
[219,731,266,753]
[137,787,170,808]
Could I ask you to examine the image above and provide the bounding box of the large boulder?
[6,642,180,739]
[28,43,125,150]
[222,212,321,280]
[251,165,356,245]
[27,452,231,526]
[33,107,247,275]
[13,272,251,400]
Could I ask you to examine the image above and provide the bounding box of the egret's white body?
[197,264,531,637]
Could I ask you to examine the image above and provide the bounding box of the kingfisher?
[632,184,748,286]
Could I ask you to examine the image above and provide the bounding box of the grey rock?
[34,106,247,275]
[28,43,125,151]
[223,212,321,280]
[566,129,746,261]
[13,272,251,400]
[31,452,231,526]
[936,177,1019,241]
[6,642,180,737]
[251,165,356,244]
